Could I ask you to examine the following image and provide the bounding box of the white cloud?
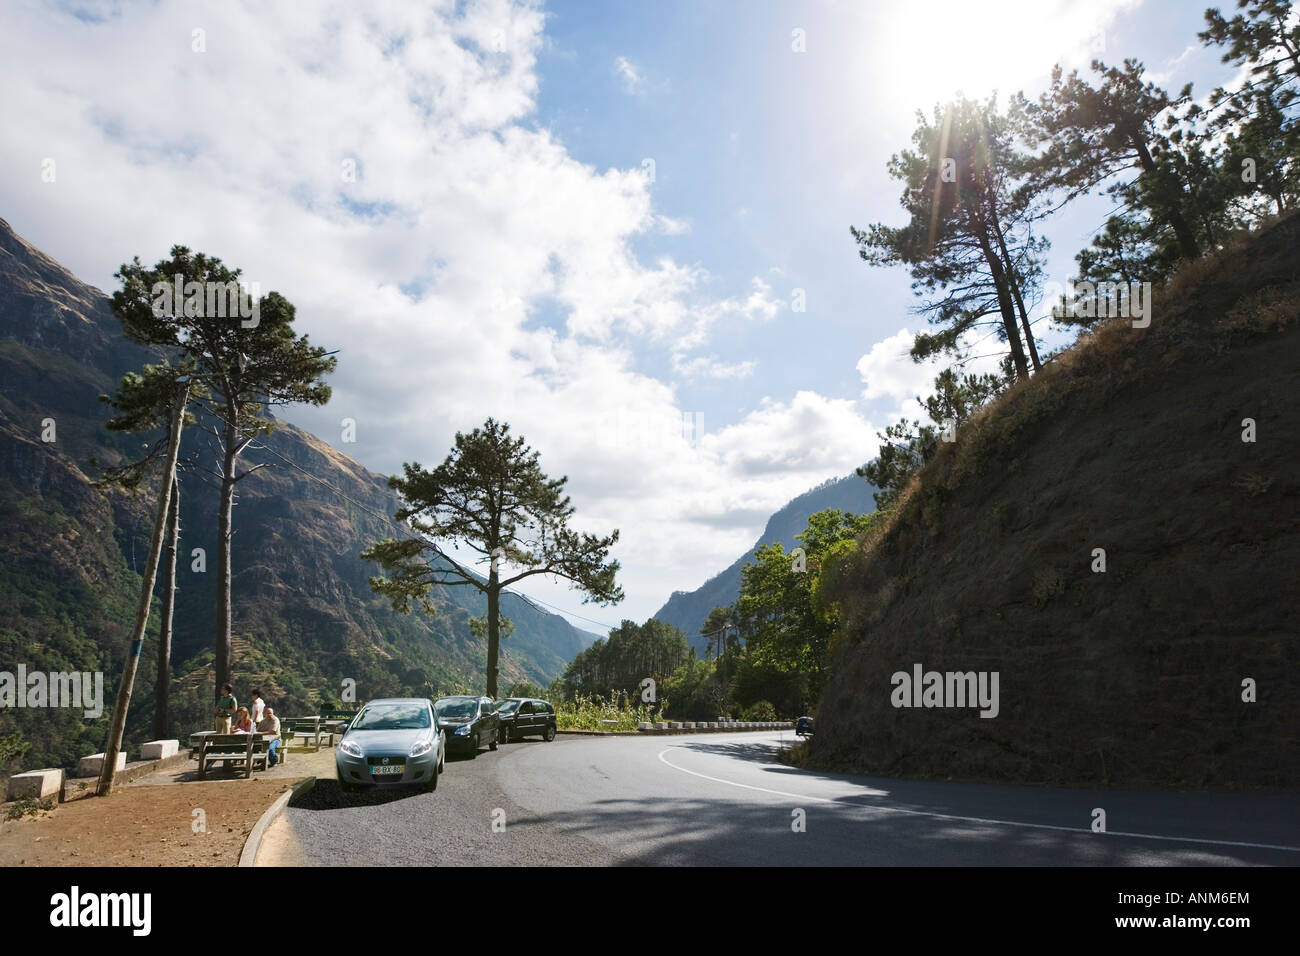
[673,354,758,380]
[0,0,874,625]
[856,328,930,403]
[614,55,643,93]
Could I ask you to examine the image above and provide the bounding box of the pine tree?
[110,248,335,691]
[364,418,622,698]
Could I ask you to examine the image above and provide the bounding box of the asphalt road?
[262,731,1300,866]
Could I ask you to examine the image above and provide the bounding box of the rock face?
[815,214,1300,790]
[0,216,595,769]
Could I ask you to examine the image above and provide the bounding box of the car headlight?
[409,739,433,757]
[454,724,472,735]
[339,739,364,758]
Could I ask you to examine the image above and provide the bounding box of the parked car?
[335,698,444,793]
[434,695,500,754]
[495,698,558,743]
[795,716,814,737]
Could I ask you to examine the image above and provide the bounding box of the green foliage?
[741,700,778,721]
[7,796,55,820]
[364,418,622,697]
[852,95,1045,380]
[554,694,657,731]
[859,366,1010,510]
[734,509,876,710]
[555,617,691,701]
[110,246,337,689]
[661,658,726,722]
[0,731,30,766]
[504,681,545,699]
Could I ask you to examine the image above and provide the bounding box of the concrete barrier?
[76,752,126,778]
[655,722,668,730]
[140,739,180,760]
[7,768,64,801]
[638,722,652,731]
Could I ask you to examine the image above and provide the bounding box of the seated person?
[231,707,255,733]
[256,707,283,767]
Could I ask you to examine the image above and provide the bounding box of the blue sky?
[0,0,1248,633]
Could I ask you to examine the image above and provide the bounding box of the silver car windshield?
[352,703,430,730]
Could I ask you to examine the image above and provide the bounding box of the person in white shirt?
[257,707,283,767]
[250,689,265,723]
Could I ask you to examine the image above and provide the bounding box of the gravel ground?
[259,739,624,866]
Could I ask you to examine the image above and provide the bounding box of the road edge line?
[655,748,1300,854]
[239,776,316,868]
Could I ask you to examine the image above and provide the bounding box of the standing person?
[257,706,282,767]
[215,683,237,734]
[250,688,265,724]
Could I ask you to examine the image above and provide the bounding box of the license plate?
[370,764,404,776]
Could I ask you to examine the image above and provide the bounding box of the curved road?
[259,731,1300,866]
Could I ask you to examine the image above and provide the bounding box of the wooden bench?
[196,733,274,779]
[319,710,356,746]
[281,717,327,751]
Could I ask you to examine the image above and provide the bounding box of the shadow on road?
[291,778,431,810]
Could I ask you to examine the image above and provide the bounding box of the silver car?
[335,698,445,793]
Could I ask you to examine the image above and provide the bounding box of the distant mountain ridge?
[653,473,877,651]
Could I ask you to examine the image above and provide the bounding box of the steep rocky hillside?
[815,214,1300,790]
[0,216,596,768]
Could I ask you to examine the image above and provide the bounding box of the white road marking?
[656,746,1300,854]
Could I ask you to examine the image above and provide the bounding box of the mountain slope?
[653,474,876,652]
[0,216,596,768]
[815,214,1300,790]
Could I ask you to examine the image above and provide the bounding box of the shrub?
[7,796,54,820]
[554,694,658,731]
[742,700,778,721]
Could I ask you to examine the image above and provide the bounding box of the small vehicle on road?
[495,697,558,743]
[434,695,500,755]
[335,698,444,793]
[795,716,814,737]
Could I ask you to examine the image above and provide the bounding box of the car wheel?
[543,723,556,742]
[471,732,479,753]
[489,730,498,751]
[500,726,509,745]
[426,759,439,791]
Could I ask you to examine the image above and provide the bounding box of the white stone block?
[7,769,64,801]
[76,752,127,777]
[140,739,180,760]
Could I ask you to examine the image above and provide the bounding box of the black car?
[495,698,557,743]
[795,716,814,736]
[434,695,500,754]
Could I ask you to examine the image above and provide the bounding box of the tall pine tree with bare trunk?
[364,418,622,698]
[111,248,335,693]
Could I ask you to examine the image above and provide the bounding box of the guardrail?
[637,720,794,734]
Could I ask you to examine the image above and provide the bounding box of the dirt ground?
[0,747,332,867]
